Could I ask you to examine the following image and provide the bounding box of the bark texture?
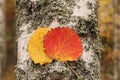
[0,0,6,79]
[15,0,102,80]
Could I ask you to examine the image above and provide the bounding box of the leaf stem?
[65,62,81,80]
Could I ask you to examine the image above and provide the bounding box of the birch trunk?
[113,0,120,80]
[15,0,102,80]
[0,0,6,80]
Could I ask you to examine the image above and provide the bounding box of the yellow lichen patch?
[28,27,52,65]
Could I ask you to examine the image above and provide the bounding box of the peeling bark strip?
[0,0,5,80]
[15,0,102,80]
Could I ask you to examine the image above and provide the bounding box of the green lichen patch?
[15,59,72,80]
[16,0,75,37]
[76,16,98,38]
[66,60,94,80]
[87,1,93,10]
[14,67,27,80]
[74,12,102,56]
[88,54,100,79]
[74,0,99,38]
[90,37,102,59]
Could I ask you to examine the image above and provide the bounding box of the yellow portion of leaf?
[28,27,52,65]
[55,53,75,62]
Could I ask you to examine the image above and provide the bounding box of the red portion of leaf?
[44,27,83,62]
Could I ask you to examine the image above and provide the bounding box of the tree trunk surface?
[0,0,6,80]
[15,0,102,80]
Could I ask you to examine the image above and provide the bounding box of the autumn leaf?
[28,27,52,65]
[44,27,83,62]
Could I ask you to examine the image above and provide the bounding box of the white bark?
[0,0,5,79]
[16,0,102,80]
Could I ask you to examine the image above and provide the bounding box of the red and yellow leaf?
[28,27,52,65]
[44,27,83,62]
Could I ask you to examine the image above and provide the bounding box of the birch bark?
[15,0,102,80]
